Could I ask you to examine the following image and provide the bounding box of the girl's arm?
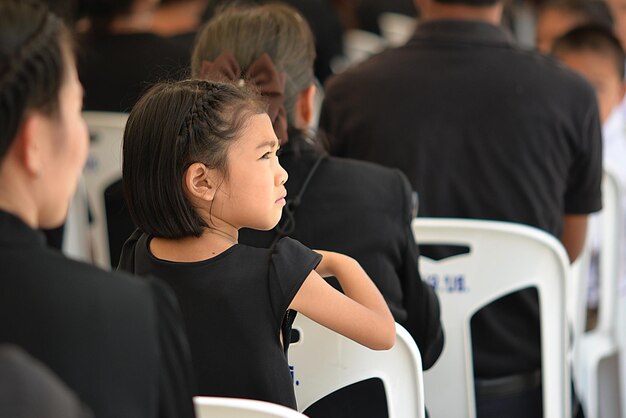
[289,250,396,350]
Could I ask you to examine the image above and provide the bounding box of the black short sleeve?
[564,102,603,214]
[268,237,322,325]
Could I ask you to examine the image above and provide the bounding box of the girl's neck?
[150,227,238,263]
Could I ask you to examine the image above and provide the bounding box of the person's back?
[0,225,193,417]
[322,18,601,241]
[0,344,92,418]
[120,232,320,408]
[0,2,195,417]
[320,0,603,416]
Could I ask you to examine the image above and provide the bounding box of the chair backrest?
[595,168,626,418]
[82,111,128,269]
[289,315,424,418]
[569,168,623,339]
[194,396,309,418]
[412,218,571,418]
[62,177,91,262]
[597,168,623,334]
[568,241,591,344]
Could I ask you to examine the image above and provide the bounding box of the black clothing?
[78,32,189,112]
[43,224,65,250]
[321,20,602,380]
[0,210,195,418]
[0,345,93,418]
[240,136,443,367]
[118,233,321,409]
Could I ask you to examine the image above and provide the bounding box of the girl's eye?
[261,152,271,160]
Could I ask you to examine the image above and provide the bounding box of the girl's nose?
[277,161,288,185]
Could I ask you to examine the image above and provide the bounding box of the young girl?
[118,79,395,409]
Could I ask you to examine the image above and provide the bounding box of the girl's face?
[37,52,89,228]
[212,113,288,231]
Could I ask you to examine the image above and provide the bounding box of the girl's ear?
[183,162,219,202]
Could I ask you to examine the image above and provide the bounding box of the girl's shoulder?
[269,238,322,279]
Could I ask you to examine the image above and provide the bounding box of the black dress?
[118,233,322,409]
[0,210,195,418]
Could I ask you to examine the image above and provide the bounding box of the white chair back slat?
[194,396,309,418]
[82,111,128,269]
[289,315,424,418]
[412,218,571,418]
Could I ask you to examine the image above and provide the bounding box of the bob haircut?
[123,79,266,239]
[0,0,71,161]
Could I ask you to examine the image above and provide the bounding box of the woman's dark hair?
[0,0,70,161]
[123,79,266,239]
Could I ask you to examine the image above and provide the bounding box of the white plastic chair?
[378,12,417,47]
[569,239,592,347]
[289,315,424,418]
[619,291,626,418]
[62,177,91,262]
[412,218,571,418]
[572,168,623,418]
[82,111,128,269]
[194,396,309,418]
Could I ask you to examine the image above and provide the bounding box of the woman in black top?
[119,79,395,409]
[0,2,195,417]
[191,4,444,417]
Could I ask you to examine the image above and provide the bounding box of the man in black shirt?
[319,0,603,416]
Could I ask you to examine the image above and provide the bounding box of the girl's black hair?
[123,79,266,238]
